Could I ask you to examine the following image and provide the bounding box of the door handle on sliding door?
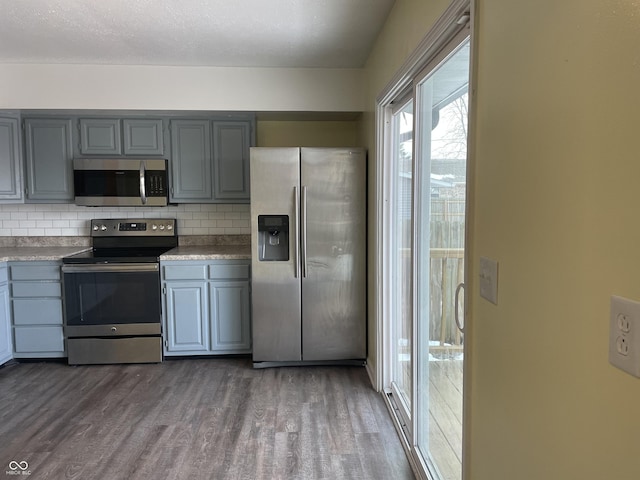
[455,282,465,333]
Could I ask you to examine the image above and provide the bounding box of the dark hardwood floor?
[0,358,414,480]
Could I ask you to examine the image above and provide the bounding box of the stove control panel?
[90,218,177,237]
[119,222,147,231]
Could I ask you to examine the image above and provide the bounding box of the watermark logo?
[6,461,31,476]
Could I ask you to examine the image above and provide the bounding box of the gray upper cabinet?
[79,118,122,155]
[213,121,250,201]
[24,118,74,202]
[0,117,23,201]
[170,119,212,202]
[79,118,164,156]
[170,118,253,203]
[123,119,164,156]
[0,110,254,205]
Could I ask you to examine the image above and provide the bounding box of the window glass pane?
[391,100,414,415]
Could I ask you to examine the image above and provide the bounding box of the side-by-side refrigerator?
[250,147,366,366]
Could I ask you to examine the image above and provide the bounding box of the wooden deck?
[428,355,463,480]
[395,351,463,480]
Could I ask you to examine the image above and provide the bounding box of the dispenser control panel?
[258,215,289,261]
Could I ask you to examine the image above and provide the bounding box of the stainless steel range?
[62,218,177,365]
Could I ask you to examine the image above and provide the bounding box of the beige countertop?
[0,246,92,262]
[160,245,251,261]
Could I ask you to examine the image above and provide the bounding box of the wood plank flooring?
[0,358,414,480]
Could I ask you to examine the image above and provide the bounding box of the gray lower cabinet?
[209,280,251,351]
[9,261,65,358]
[162,260,251,356]
[24,118,74,202]
[0,117,23,201]
[164,280,209,353]
[0,263,12,365]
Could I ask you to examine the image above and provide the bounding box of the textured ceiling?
[0,0,396,68]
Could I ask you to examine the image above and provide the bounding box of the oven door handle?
[62,263,159,273]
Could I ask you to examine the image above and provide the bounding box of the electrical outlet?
[609,296,640,377]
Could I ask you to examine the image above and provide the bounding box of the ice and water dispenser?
[258,215,289,261]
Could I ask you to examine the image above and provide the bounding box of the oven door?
[62,263,162,330]
[62,263,163,365]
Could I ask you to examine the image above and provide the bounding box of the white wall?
[0,65,364,112]
[0,203,249,237]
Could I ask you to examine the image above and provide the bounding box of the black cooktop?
[62,218,178,265]
[62,247,173,264]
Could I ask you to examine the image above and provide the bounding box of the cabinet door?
[0,117,23,201]
[79,118,122,155]
[124,119,164,156]
[0,284,12,365]
[164,281,209,353]
[24,118,74,201]
[170,120,212,202]
[12,299,63,325]
[212,121,250,201]
[209,281,251,352]
[13,326,64,355]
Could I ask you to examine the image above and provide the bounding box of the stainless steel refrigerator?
[250,147,366,366]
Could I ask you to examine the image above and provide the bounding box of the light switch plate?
[479,256,498,305]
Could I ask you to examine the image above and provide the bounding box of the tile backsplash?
[0,203,250,237]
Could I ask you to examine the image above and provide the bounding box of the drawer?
[163,264,207,281]
[10,264,61,281]
[14,326,64,353]
[12,298,63,325]
[11,283,61,298]
[209,264,250,280]
[0,265,7,284]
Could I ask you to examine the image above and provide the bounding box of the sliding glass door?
[415,37,469,480]
[383,31,470,480]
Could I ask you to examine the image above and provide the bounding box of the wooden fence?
[429,200,465,352]
[429,247,464,352]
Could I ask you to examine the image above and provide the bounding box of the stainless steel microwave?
[73,158,169,207]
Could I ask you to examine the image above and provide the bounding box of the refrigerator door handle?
[294,186,300,278]
[301,185,308,278]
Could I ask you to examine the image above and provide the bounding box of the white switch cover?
[479,257,498,305]
[609,296,640,378]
